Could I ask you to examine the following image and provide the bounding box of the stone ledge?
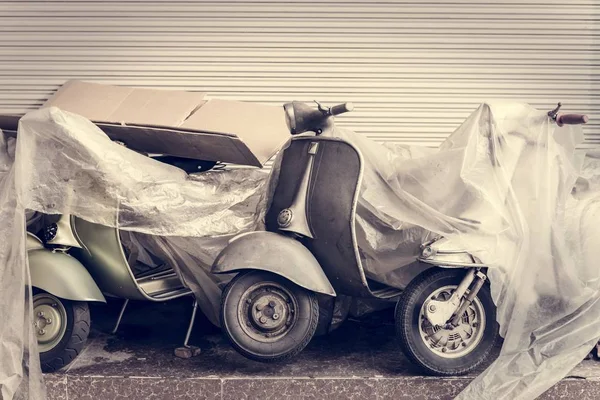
[44,375,600,400]
[41,298,600,400]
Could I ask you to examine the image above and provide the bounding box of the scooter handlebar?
[556,114,589,126]
[330,102,354,116]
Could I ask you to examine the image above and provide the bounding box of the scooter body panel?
[212,231,336,296]
[70,217,155,301]
[26,232,45,251]
[28,248,106,303]
[265,137,377,298]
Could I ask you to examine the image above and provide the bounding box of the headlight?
[42,223,58,243]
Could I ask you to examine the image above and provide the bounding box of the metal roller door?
[0,0,597,150]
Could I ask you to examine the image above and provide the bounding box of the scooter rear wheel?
[220,270,319,363]
[395,268,499,376]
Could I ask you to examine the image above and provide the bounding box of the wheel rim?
[418,285,486,359]
[33,293,68,353]
[237,280,299,343]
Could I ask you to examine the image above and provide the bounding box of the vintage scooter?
[26,214,106,373]
[27,155,217,372]
[212,101,588,375]
[28,213,201,372]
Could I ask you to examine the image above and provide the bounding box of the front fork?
[424,268,487,327]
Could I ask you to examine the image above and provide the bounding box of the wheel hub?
[238,281,298,342]
[250,295,288,331]
[418,285,485,359]
[33,293,67,353]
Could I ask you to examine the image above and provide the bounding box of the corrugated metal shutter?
[0,0,598,153]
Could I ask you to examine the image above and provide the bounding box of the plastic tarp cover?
[0,133,44,400]
[333,103,600,400]
[269,101,600,399]
[0,107,270,399]
[1,102,599,400]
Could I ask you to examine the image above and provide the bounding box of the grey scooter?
[212,101,588,375]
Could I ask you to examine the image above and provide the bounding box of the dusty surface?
[44,298,600,399]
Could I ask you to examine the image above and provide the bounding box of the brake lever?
[314,100,331,116]
[548,102,562,121]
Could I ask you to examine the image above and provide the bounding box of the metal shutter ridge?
[0,0,597,149]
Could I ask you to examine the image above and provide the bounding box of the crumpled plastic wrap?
[331,102,598,400]
[0,132,45,400]
[0,107,270,399]
[1,102,599,400]
[262,101,599,399]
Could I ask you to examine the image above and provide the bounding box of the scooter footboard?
[212,231,336,296]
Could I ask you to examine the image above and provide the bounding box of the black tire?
[33,289,91,373]
[220,270,319,363]
[396,268,499,376]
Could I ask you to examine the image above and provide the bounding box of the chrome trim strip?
[432,249,471,255]
[418,258,487,268]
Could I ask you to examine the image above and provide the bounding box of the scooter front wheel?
[33,288,91,373]
[220,270,319,363]
[395,268,499,376]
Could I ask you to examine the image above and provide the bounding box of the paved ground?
[44,298,600,400]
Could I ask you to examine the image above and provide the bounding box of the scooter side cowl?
[29,249,106,303]
[212,231,336,296]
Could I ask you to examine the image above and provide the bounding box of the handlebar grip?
[330,102,354,116]
[556,114,589,126]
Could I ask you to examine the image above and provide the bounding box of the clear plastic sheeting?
[18,108,270,327]
[263,101,600,399]
[330,102,598,400]
[0,107,270,399]
[0,150,32,400]
[1,102,599,400]
[0,135,45,400]
[18,110,270,237]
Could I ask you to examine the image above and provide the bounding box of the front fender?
[28,249,106,303]
[212,231,336,296]
[418,237,486,268]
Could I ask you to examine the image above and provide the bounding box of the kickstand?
[111,299,129,334]
[174,298,201,359]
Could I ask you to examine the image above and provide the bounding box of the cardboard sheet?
[43,80,208,127]
[1,80,291,167]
